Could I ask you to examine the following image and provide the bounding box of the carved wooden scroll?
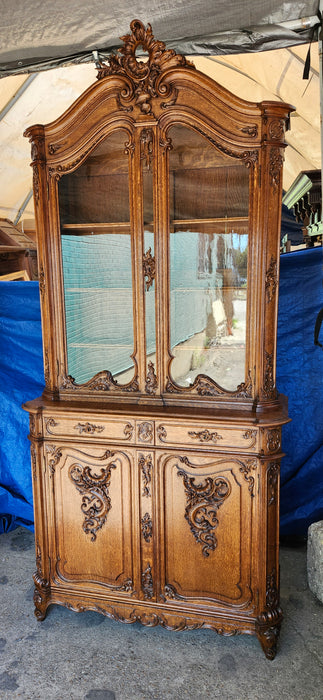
[177,468,231,557]
[69,461,117,542]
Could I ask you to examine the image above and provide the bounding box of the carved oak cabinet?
[23,21,293,658]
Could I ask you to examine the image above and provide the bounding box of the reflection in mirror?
[59,130,135,385]
[168,125,249,391]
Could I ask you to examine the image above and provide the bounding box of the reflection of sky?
[232,233,248,251]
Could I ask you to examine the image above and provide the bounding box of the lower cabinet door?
[157,451,257,611]
[44,441,135,595]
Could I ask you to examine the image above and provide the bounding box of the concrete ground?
[0,527,322,700]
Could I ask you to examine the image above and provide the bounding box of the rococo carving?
[60,370,139,393]
[140,128,154,169]
[145,361,157,395]
[138,421,154,442]
[143,248,156,291]
[188,429,223,444]
[266,428,281,453]
[45,444,63,476]
[269,147,284,191]
[74,422,105,435]
[267,461,279,506]
[265,256,278,303]
[177,464,231,557]
[141,512,153,542]
[262,351,276,400]
[142,563,153,599]
[69,459,117,541]
[96,20,194,114]
[239,459,257,496]
[139,453,153,497]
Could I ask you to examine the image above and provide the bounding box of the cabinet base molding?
[33,578,282,658]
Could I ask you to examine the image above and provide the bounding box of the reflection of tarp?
[0,248,322,534]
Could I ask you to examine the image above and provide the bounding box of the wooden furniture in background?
[23,20,293,658]
[0,218,37,279]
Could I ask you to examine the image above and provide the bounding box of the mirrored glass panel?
[58,130,135,385]
[169,125,249,391]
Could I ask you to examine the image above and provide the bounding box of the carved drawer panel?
[43,414,135,443]
[156,421,259,453]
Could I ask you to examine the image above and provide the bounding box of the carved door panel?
[44,442,135,595]
[157,451,257,610]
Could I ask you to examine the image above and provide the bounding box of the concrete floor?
[0,527,323,700]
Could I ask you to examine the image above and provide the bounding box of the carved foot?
[33,571,50,621]
[256,607,283,660]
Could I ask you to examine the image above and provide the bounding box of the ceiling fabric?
[0,1,320,77]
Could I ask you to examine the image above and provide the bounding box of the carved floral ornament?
[96,20,194,115]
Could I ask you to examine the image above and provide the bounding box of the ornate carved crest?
[96,20,194,114]
[69,460,117,542]
[177,463,231,557]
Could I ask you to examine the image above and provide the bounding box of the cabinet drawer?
[156,421,259,453]
[43,414,135,443]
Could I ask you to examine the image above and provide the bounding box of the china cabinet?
[23,20,293,658]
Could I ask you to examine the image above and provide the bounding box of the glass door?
[58,129,138,388]
[167,124,250,393]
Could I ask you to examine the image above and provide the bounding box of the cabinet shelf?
[62,217,249,235]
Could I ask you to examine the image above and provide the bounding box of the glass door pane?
[168,125,249,392]
[58,130,135,385]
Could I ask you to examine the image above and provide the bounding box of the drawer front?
[43,414,135,443]
[156,421,259,453]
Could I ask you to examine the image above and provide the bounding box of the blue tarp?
[0,248,322,535]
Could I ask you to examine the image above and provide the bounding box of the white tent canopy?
[0,4,320,226]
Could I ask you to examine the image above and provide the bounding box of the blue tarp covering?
[0,248,322,535]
